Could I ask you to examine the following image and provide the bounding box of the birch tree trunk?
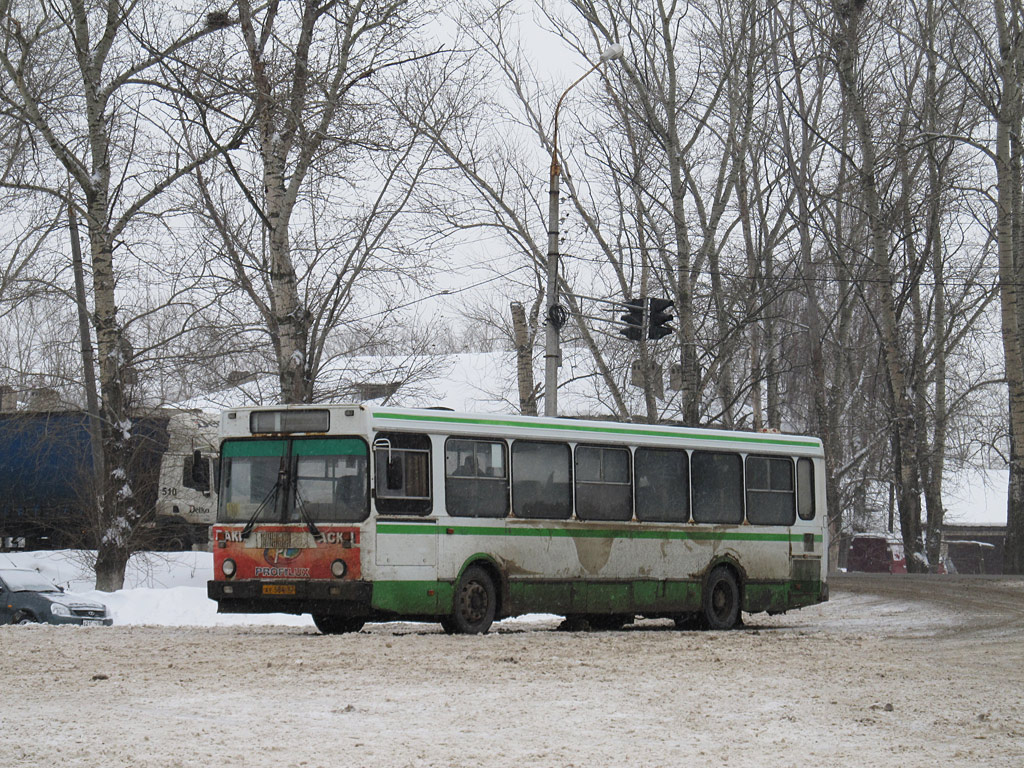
[993,0,1024,573]
[511,301,539,416]
[918,0,948,572]
[832,0,925,571]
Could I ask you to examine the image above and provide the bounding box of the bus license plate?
[263,584,296,596]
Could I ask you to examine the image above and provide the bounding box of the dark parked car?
[0,568,112,626]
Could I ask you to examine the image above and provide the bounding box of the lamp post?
[544,43,624,418]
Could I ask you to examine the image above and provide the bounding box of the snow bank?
[0,550,560,629]
[0,550,312,627]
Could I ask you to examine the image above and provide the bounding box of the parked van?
[847,534,907,573]
[943,540,996,574]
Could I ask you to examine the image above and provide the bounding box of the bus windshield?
[218,437,369,524]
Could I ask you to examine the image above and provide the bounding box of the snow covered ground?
[2,552,1023,768]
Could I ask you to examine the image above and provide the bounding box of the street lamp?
[544,43,624,418]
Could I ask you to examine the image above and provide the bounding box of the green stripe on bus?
[292,438,368,457]
[222,439,286,457]
[375,522,821,544]
[371,411,821,449]
[224,437,367,457]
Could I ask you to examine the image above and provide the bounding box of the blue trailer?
[0,410,216,550]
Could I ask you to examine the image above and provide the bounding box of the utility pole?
[544,43,624,418]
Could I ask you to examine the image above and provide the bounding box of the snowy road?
[1,574,1022,768]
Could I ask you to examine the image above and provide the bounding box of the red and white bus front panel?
[211,525,362,582]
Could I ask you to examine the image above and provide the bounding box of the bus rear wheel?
[703,566,740,630]
[449,565,496,635]
[312,615,365,635]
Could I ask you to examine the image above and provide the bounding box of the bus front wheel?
[449,565,496,634]
[312,615,365,635]
[703,566,740,630]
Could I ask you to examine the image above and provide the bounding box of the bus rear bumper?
[207,579,373,615]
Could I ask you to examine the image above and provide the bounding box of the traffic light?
[647,297,674,339]
[619,298,645,341]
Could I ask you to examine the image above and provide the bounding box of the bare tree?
[818,0,998,570]
[396,15,633,418]
[0,0,237,589]
[972,0,1024,573]
[186,0,441,405]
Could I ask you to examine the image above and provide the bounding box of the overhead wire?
[341,242,998,328]
[556,250,998,290]
[344,263,532,325]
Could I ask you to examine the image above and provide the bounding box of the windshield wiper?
[293,486,324,542]
[240,469,286,540]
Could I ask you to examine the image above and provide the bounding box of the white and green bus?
[208,404,828,633]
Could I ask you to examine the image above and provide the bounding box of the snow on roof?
[943,467,1008,527]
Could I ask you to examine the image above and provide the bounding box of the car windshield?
[0,570,61,593]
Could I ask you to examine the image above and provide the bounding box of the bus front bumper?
[207,579,373,615]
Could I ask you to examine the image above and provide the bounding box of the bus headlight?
[221,558,236,578]
[331,559,347,578]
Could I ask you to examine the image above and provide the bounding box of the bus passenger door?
[789,457,823,607]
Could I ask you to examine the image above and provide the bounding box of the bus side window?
[745,456,795,526]
[511,441,571,520]
[691,451,743,524]
[374,432,432,516]
[445,438,509,518]
[635,448,689,523]
[574,445,631,521]
[797,458,815,520]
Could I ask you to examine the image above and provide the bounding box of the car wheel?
[312,615,365,635]
[11,611,37,625]
[450,565,496,634]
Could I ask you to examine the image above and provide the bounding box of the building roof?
[943,468,1008,526]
